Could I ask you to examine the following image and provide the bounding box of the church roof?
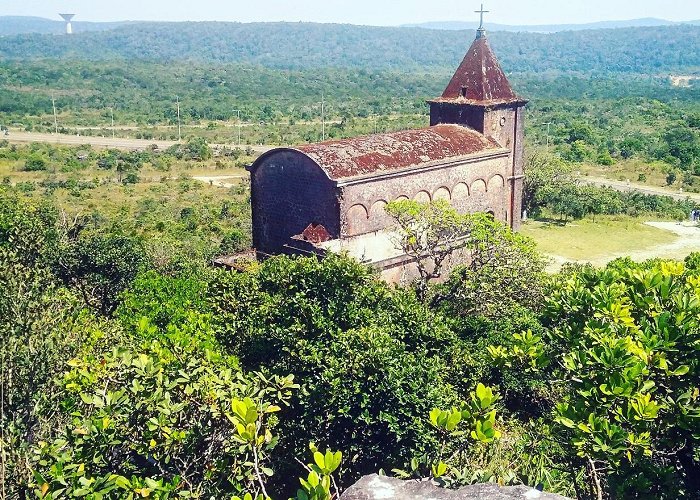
[430,34,525,106]
[296,124,504,181]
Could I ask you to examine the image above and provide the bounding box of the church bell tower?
[427,5,528,229]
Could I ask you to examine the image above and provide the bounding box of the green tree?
[522,152,574,217]
[666,169,678,186]
[565,140,591,163]
[663,126,700,170]
[184,137,212,161]
[50,230,149,315]
[210,255,459,490]
[385,199,472,299]
[434,215,548,318]
[537,183,586,221]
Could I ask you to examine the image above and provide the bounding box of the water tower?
[59,14,75,35]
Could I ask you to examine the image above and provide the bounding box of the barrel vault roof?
[295,124,504,181]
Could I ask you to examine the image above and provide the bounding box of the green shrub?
[210,255,459,489]
[23,154,47,171]
[543,261,700,497]
[117,270,209,333]
[220,228,248,254]
[0,253,126,496]
[685,252,700,271]
[31,318,298,498]
[49,232,150,315]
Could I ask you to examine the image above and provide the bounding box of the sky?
[2,0,700,25]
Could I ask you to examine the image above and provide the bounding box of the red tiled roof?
[296,124,503,181]
[431,35,524,105]
[299,223,332,244]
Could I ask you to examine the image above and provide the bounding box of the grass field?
[520,216,685,268]
[0,143,255,265]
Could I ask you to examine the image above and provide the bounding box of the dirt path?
[624,222,700,262]
[4,130,274,153]
[5,131,177,151]
[193,175,246,188]
[581,176,700,203]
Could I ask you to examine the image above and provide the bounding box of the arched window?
[433,187,451,201]
[414,191,431,203]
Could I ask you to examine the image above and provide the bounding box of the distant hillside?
[0,22,699,75]
[0,16,132,36]
[3,15,699,37]
[403,17,700,32]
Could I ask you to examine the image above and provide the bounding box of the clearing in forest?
[521,217,700,269]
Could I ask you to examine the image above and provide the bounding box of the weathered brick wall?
[429,101,526,229]
[250,151,340,254]
[482,106,525,229]
[430,103,485,131]
[511,107,526,230]
[338,154,511,237]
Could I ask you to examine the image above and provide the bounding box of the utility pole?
[176,96,181,142]
[544,122,552,150]
[110,106,115,139]
[52,94,58,134]
[321,94,325,141]
[233,109,242,146]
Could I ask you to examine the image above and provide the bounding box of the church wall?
[430,103,485,131]
[482,106,525,229]
[511,107,526,229]
[338,154,511,237]
[429,101,526,230]
[250,151,340,255]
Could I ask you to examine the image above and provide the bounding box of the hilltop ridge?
[0,21,699,75]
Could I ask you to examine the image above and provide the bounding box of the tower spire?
[475,4,489,39]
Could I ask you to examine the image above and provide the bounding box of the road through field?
[193,175,247,188]
[5,131,177,150]
[4,130,273,153]
[581,176,700,203]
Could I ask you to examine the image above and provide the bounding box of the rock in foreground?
[340,474,571,500]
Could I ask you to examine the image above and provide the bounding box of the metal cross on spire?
[475,3,489,38]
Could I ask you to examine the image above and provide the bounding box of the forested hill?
[1,22,699,74]
[0,16,132,36]
[404,18,700,32]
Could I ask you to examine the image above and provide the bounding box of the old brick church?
[246,23,527,282]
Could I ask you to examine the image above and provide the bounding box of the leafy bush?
[685,252,700,271]
[50,231,150,315]
[32,318,299,498]
[434,214,548,318]
[116,270,209,332]
[23,153,47,171]
[210,255,460,489]
[0,252,126,496]
[543,261,700,498]
[0,191,58,267]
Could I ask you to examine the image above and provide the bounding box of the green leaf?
[672,365,690,376]
[447,410,461,429]
[313,451,325,470]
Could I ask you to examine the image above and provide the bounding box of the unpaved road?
[4,130,274,153]
[629,222,700,262]
[193,175,247,188]
[581,176,700,203]
[5,131,177,151]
